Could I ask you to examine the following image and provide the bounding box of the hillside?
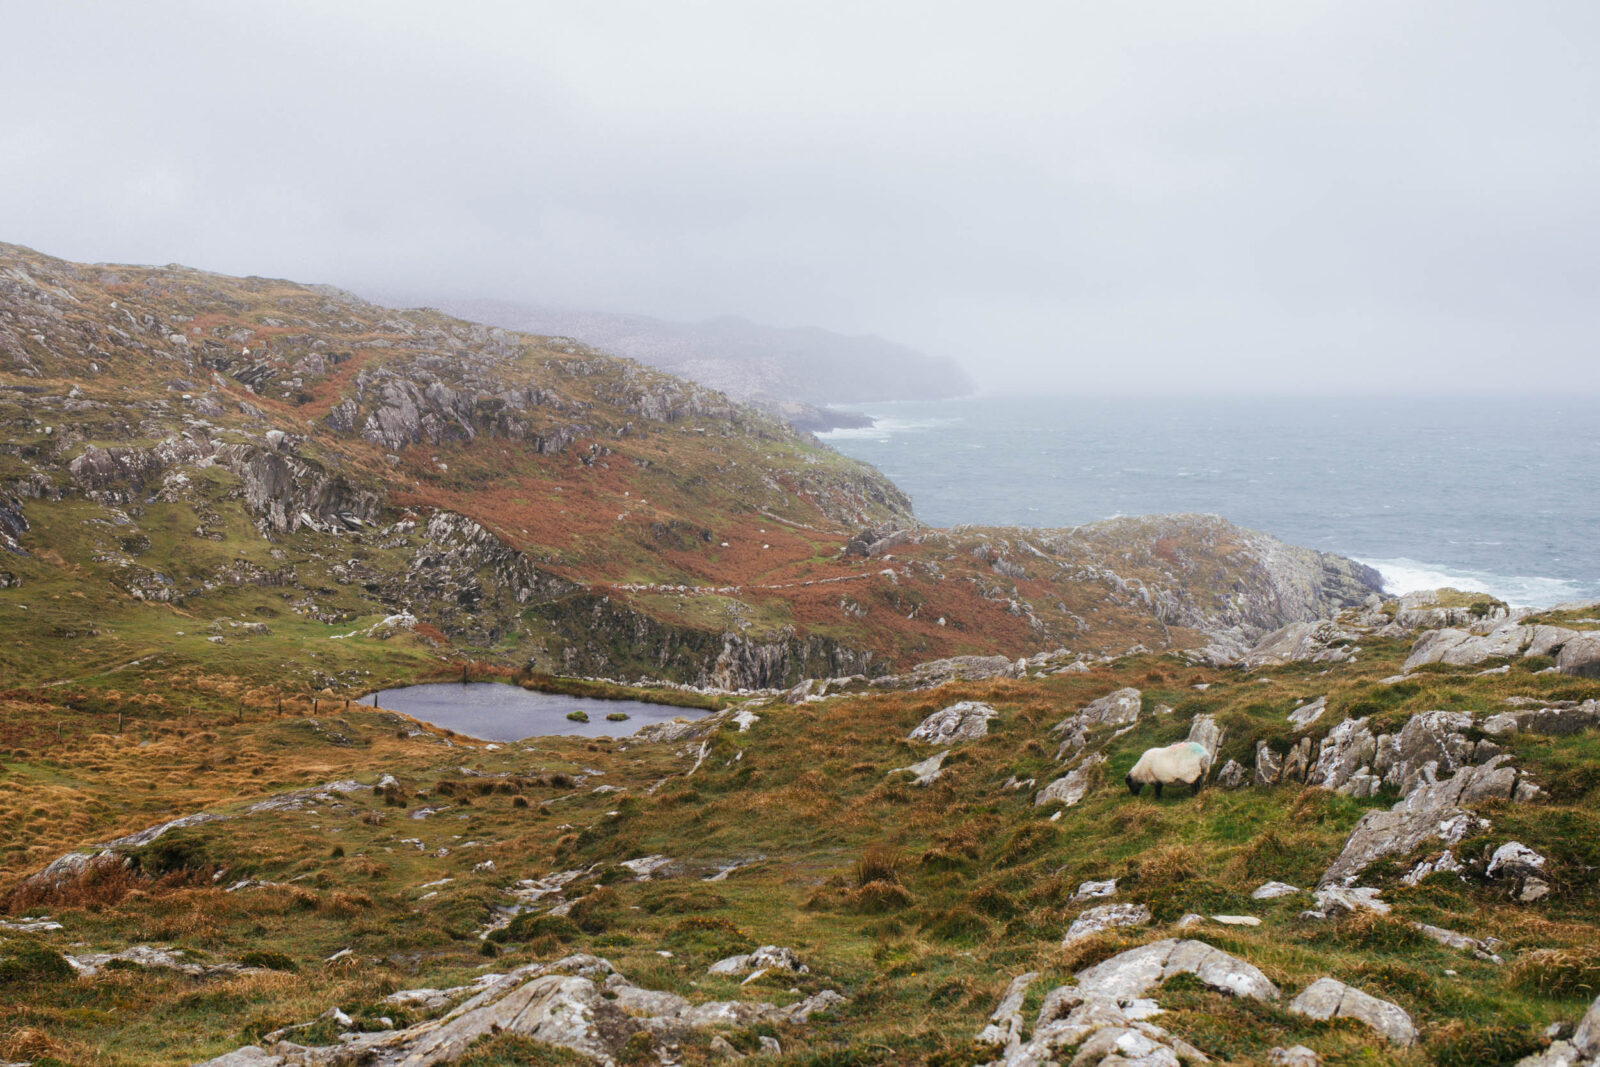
[416,299,975,426]
[1,592,1598,1064]
[0,243,1381,696]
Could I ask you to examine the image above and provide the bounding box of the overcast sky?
[4,1,1597,393]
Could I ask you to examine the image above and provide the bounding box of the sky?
[3,1,1597,393]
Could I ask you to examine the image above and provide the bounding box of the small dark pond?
[367,682,709,742]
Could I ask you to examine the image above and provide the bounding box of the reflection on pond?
[367,682,709,742]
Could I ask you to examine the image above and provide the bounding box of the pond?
[366,682,710,742]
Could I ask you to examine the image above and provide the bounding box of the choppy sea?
[819,393,1600,609]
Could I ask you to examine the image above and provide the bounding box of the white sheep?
[1125,741,1211,798]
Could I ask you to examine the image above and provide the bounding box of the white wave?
[1355,556,1595,610]
[815,415,957,442]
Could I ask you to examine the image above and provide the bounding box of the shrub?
[0,940,74,986]
[239,950,298,972]
[854,844,903,888]
[133,832,212,876]
[490,912,581,945]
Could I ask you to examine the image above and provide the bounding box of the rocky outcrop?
[1517,993,1600,1067]
[1052,687,1141,760]
[1319,755,1532,886]
[1237,620,1360,670]
[979,939,1276,1066]
[1404,620,1600,677]
[196,954,845,1066]
[1288,977,1415,1046]
[907,701,998,745]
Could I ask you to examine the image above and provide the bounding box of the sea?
[818,392,1600,610]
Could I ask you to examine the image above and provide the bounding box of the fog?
[4,1,1597,393]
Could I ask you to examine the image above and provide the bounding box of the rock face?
[907,701,998,745]
[1238,620,1360,669]
[195,954,845,1066]
[1404,621,1600,678]
[1319,755,1529,886]
[1288,977,1416,1046]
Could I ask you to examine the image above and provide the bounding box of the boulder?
[1052,687,1141,758]
[1288,977,1415,1046]
[907,701,998,745]
[1238,620,1358,669]
[1072,879,1118,900]
[1215,759,1246,789]
[1185,714,1223,765]
[708,945,807,977]
[1254,742,1282,786]
[1412,922,1503,964]
[975,971,1039,1051]
[1074,938,1279,1002]
[1035,753,1106,808]
[1268,1046,1322,1066]
[1251,881,1300,900]
[1557,633,1600,678]
[1061,903,1152,946]
[891,750,948,786]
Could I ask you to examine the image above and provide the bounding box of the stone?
[1312,885,1389,916]
[1287,696,1327,729]
[1238,620,1359,669]
[1073,938,1279,1002]
[1288,977,1416,1046]
[1412,922,1503,964]
[708,945,807,977]
[1488,841,1548,879]
[1215,759,1246,789]
[891,750,948,786]
[1557,633,1600,678]
[1184,713,1223,764]
[709,1034,739,1058]
[1519,877,1552,903]
[1073,879,1118,900]
[1210,915,1260,926]
[1319,756,1521,886]
[1401,850,1463,886]
[1061,903,1152,946]
[1035,753,1106,808]
[1251,881,1300,900]
[975,971,1039,1050]
[1052,687,1141,758]
[1254,742,1282,786]
[1309,718,1376,791]
[198,954,844,1066]
[907,700,998,745]
[1268,1047,1322,1067]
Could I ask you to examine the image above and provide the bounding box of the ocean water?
[819,393,1600,609]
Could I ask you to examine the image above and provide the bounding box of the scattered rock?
[1035,753,1106,808]
[975,971,1039,1051]
[1215,759,1246,789]
[1061,903,1152,946]
[1251,881,1300,900]
[1074,938,1280,1002]
[1052,687,1141,759]
[1209,915,1261,926]
[1401,850,1463,885]
[1268,1045,1322,1066]
[891,750,949,786]
[708,945,808,977]
[1288,977,1416,1046]
[1072,878,1118,901]
[1412,922,1503,964]
[1288,697,1327,729]
[907,700,998,745]
[1310,885,1389,917]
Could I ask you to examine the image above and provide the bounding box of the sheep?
[1125,741,1211,798]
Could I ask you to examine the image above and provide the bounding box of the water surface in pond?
[367,682,709,741]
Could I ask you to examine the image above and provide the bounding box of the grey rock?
[1251,881,1300,900]
[1073,938,1279,1002]
[976,971,1039,1051]
[1254,741,1282,786]
[1309,718,1376,791]
[1035,753,1106,807]
[1061,903,1153,946]
[1238,620,1359,669]
[1268,1046,1322,1066]
[1412,922,1503,964]
[1288,696,1327,729]
[708,945,808,977]
[1312,885,1389,916]
[1488,841,1547,879]
[891,750,949,786]
[907,700,998,745]
[1288,977,1415,1046]
[1215,759,1246,789]
[1320,755,1523,886]
[1185,713,1223,764]
[1557,633,1600,678]
[1051,688,1142,758]
[1073,878,1118,900]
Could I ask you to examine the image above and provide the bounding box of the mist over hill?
[414,298,975,413]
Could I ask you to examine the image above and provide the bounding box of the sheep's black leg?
[1152,782,1164,800]
[1190,779,1203,796]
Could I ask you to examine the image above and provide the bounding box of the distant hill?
[415,299,976,411]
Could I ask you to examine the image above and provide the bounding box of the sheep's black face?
[1125,774,1140,796]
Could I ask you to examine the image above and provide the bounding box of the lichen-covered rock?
[1308,718,1376,791]
[1288,977,1415,1046]
[1061,903,1152,946]
[1035,753,1106,807]
[1074,938,1279,1002]
[1288,696,1327,729]
[907,701,998,745]
[1215,759,1246,789]
[1052,687,1141,759]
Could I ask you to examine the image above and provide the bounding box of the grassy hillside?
[1,621,1597,1064]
